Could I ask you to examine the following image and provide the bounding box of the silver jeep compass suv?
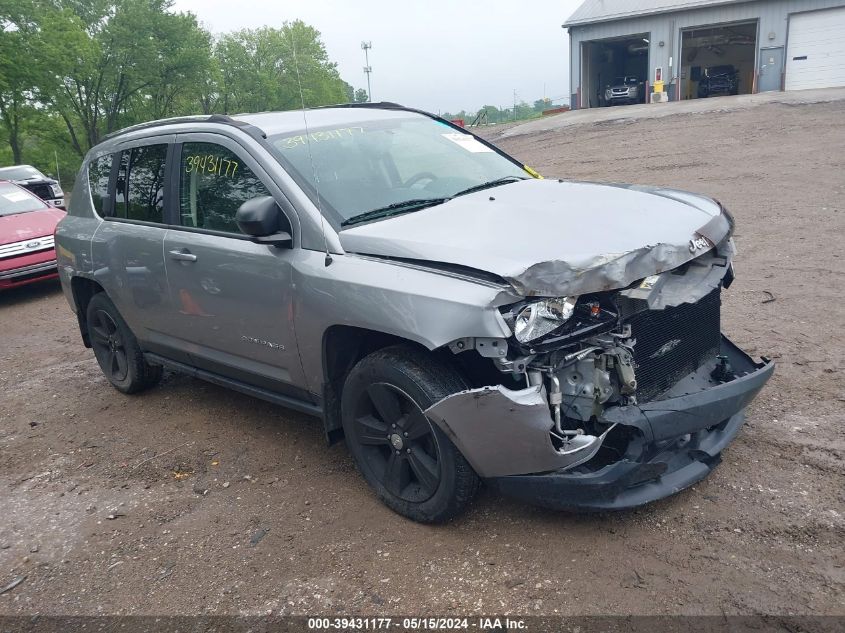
[56,103,773,522]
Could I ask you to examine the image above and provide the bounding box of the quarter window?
[114,144,167,223]
[178,142,272,233]
[88,154,113,216]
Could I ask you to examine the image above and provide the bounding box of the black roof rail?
[100,114,267,144]
[99,102,438,146]
[309,101,406,110]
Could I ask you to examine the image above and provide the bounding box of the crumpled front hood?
[340,179,732,297]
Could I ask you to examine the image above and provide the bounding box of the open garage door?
[786,7,845,91]
[581,34,649,109]
[681,21,757,100]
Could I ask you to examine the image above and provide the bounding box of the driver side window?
[178,142,287,234]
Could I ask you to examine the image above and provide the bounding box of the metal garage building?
[565,0,845,109]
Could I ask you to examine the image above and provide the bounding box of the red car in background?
[0,180,66,290]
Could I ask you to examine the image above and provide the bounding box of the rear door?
[161,134,308,398]
[90,138,184,359]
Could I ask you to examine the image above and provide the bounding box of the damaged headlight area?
[501,295,618,351]
[429,204,773,509]
[445,243,746,476]
[512,297,577,343]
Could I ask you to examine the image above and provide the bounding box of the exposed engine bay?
[503,242,732,418]
[438,237,745,479]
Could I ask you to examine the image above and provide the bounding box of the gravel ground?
[1,96,843,617]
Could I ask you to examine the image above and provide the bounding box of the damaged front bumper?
[425,335,773,511]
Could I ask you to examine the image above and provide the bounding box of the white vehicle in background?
[0,165,65,209]
[604,76,645,106]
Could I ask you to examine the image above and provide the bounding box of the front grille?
[23,183,52,201]
[626,289,721,401]
[0,235,54,260]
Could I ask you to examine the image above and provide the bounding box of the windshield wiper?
[340,176,528,227]
[451,175,528,199]
[341,197,450,227]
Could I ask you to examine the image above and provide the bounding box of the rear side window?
[178,142,273,233]
[114,144,167,223]
[88,155,113,216]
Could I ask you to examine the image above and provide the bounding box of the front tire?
[86,292,162,394]
[341,345,479,523]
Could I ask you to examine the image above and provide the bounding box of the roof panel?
[564,0,749,27]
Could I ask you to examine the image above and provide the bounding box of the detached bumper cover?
[426,335,773,511]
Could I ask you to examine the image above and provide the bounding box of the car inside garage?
[581,34,649,108]
[785,6,845,91]
[680,21,757,100]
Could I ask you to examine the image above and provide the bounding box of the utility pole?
[361,41,373,102]
[513,89,517,121]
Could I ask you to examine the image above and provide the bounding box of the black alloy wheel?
[89,308,129,383]
[85,292,162,394]
[340,345,480,523]
[351,382,442,502]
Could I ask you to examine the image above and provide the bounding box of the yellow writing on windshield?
[280,127,364,149]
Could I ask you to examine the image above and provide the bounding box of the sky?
[171,0,584,114]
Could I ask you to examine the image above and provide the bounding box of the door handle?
[168,249,197,262]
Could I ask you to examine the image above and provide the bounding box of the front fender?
[292,250,515,394]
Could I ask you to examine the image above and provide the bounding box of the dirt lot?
[1,97,844,617]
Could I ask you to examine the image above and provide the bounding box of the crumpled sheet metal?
[505,242,692,298]
[424,384,605,478]
[618,244,734,310]
[505,212,732,298]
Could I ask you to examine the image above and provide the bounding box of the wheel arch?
[320,325,440,445]
[70,276,105,347]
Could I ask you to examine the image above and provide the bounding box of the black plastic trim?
[487,336,774,512]
[102,217,168,229]
[102,115,267,144]
[144,353,323,418]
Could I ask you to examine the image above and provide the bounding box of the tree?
[354,88,368,103]
[46,0,212,156]
[479,105,501,124]
[0,2,357,183]
[0,0,92,162]
[214,21,349,114]
[533,98,550,113]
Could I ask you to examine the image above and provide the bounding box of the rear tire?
[341,345,479,523]
[86,292,162,394]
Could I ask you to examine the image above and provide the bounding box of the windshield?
[0,165,44,180]
[269,115,528,225]
[614,77,639,86]
[0,182,44,216]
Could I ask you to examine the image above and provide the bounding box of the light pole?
[361,41,372,102]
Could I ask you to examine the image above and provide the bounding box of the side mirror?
[236,196,292,247]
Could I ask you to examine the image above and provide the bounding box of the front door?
[758,47,784,93]
[162,134,308,399]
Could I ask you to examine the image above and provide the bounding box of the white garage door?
[786,7,845,91]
